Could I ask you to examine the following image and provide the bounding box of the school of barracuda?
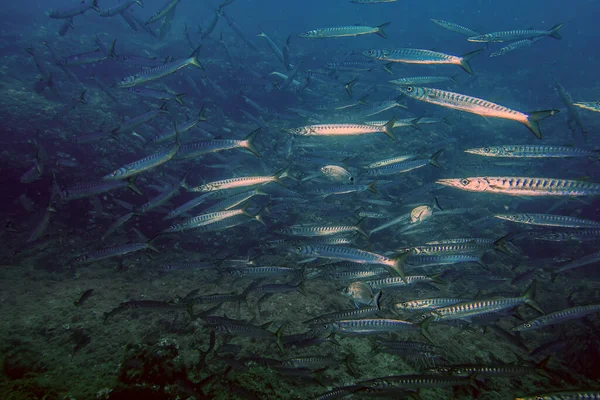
[5,0,600,398]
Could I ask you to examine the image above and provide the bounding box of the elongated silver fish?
[58,179,141,201]
[117,56,203,88]
[306,181,377,197]
[490,37,544,57]
[395,297,469,311]
[396,86,559,138]
[321,318,418,335]
[163,206,258,233]
[535,230,600,242]
[512,304,600,332]
[201,189,268,214]
[363,154,418,168]
[99,0,143,17]
[103,127,180,180]
[389,75,457,86]
[556,250,600,274]
[494,213,600,228]
[465,145,598,158]
[515,391,600,400]
[101,212,135,241]
[299,22,390,39]
[364,149,442,176]
[145,0,180,24]
[468,23,563,42]
[573,101,600,112]
[277,222,368,238]
[291,117,398,141]
[430,19,480,36]
[436,176,600,196]
[163,192,221,220]
[75,242,158,264]
[49,0,99,19]
[183,169,289,192]
[362,48,483,75]
[176,129,261,158]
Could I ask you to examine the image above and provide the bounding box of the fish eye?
[525,323,531,328]
[406,86,413,93]
[349,177,354,182]
[296,246,302,252]
[169,225,175,230]
[322,324,328,329]
[483,147,490,153]
[460,178,470,186]
[597,102,600,107]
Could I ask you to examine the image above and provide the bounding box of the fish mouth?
[435,179,455,186]
[466,37,486,42]
[463,149,479,154]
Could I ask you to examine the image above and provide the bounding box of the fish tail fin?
[525,110,559,139]
[383,62,393,75]
[373,290,382,310]
[459,49,484,75]
[109,39,117,59]
[357,94,369,104]
[91,0,100,12]
[430,273,447,286]
[493,234,513,256]
[174,93,186,105]
[383,116,398,141]
[242,128,262,157]
[275,324,286,354]
[189,43,202,58]
[147,242,160,253]
[136,0,144,6]
[253,207,267,226]
[450,73,461,84]
[355,218,370,239]
[375,22,391,38]
[523,280,545,314]
[127,178,143,195]
[273,168,290,187]
[366,180,378,194]
[78,89,88,104]
[344,77,358,98]
[409,117,422,130]
[420,317,435,344]
[198,104,208,121]
[433,196,443,211]
[191,55,205,70]
[549,23,563,39]
[159,101,169,112]
[429,149,443,168]
[388,251,409,282]
[442,115,453,126]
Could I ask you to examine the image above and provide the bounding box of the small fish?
[299,22,391,39]
[145,0,180,24]
[75,242,159,265]
[489,37,544,57]
[430,19,480,36]
[183,168,289,192]
[342,281,381,308]
[573,101,600,113]
[117,56,204,88]
[99,0,143,17]
[494,213,600,229]
[291,117,398,141]
[512,304,600,332]
[74,289,94,307]
[515,390,600,400]
[464,145,598,158]
[320,165,354,183]
[468,23,563,42]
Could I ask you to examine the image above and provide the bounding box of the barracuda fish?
[164,192,221,220]
[430,19,480,36]
[58,179,142,201]
[362,48,483,75]
[535,230,600,242]
[201,189,268,214]
[468,23,563,43]
[227,266,298,279]
[344,99,408,118]
[27,203,55,243]
[396,86,558,138]
[436,176,600,196]
[176,129,261,158]
[293,245,407,279]
[299,22,390,39]
[75,242,158,264]
[555,250,600,274]
[200,11,220,40]
[291,117,398,141]
[363,154,417,168]
[160,261,218,273]
[99,0,143,17]
[276,222,369,238]
[405,254,484,269]
[365,275,443,290]
[257,31,285,66]
[149,107,207,144]
[465,145,598,158]
[183,168,288,192]
[516,390,600,400]
[389,75,457,86]
[137,175,186,214]
[49,0,99,19]
[365,118,421,129]
[306,181,377,198]
[359,374,474,390]
[573,101,600,112]
[101,212,135,241]
[103,127,180,180]
[406,238,507,256]
[112,103,169,135]
[433,359,550,378]
[58,42,116,66]
[512,304,600,332]
[490,37,544,57]
[116,56,204,88]
[325,61,377,71]
[494,213,600,228]
[314,95,368,111]
[163,204,259,233]
[364,149,442,177]
[424,281,544,323]
[320,318,418,335]
[304,306,380,325]
[425,238,495,245]
[127,87,185,105]
[145,0,180,24]
[395,297,470,312]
